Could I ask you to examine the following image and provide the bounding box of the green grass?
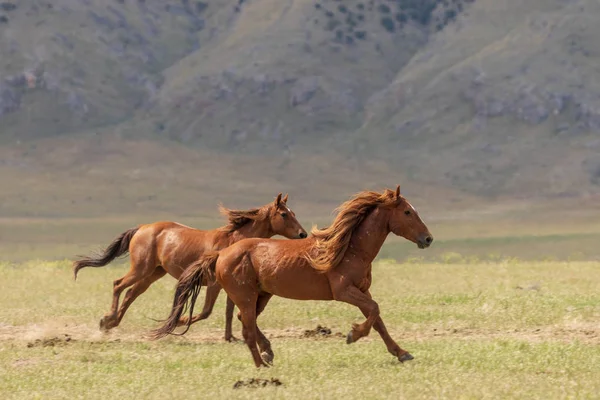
[5,198,600,263]
[379,231,600,262]
[1,260,599,399]
[2,339,598,399]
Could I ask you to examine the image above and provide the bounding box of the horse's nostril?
[425,236,433,244]
[299,232,307,239]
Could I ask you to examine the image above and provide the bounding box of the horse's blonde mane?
[308,189,399,272]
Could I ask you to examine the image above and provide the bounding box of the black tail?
[150,251,219,340]
[72,227,139,281]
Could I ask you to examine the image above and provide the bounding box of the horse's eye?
[281,212,288,218]
[404,210,411,216]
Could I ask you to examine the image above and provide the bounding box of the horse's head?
[269,193,308,239]
[387,185,433,249]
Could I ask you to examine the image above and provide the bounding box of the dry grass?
[0,259,598,399]
[3,191,600,263]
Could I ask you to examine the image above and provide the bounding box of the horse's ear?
[275,193,282,207]
[282,193,289,203]
[395,185,401,199]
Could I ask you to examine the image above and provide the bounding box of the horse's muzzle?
[417,234,433,249]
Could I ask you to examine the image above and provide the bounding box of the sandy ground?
[1,320,598,347]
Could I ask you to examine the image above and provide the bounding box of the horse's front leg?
[360,290,414,363]
[332,284,380,343]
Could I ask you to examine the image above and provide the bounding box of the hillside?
[361,0,600,197]
[1,0,600,217]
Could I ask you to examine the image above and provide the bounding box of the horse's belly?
[258,266,332,301]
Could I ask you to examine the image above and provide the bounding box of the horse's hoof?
[346,331,354,344]
[398,352,414,363]
[258,361,271,368]
[99,318,109,332]
[261,351,274,365]
[225,335,243,343]
[100,315,118,332]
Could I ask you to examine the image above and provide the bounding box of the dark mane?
[217,204,273,233]
[308,189,399,272]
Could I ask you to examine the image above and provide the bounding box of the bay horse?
[152,186,433,367]
[73,193,307,341]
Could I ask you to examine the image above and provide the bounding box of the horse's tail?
[150,251,219,340]
[72,227,140,281]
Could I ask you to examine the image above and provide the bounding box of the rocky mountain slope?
[1,0,599,217]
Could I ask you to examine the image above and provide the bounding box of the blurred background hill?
[2,0,600,261]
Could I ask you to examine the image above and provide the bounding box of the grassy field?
[0,259,598,399]
[4,196,600,263]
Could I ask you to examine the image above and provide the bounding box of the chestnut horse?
[73,193,307,341]
[152,186,433,367]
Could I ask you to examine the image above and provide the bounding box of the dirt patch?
[515,283,541,291]
[12,358,38,368]
[1,321,598,345]
[416,325,600,344]
[233,378,283,389]
[301,325,344,339]
[27,334,74,348]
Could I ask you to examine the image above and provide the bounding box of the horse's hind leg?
[115,267,167,326]
[224,296,239,342]
[100,253,157,331]
[176,281,221,327]
[230,293,267,368]
[178,283,240,343]
[100,274,137,331]
[254,293,274,364]
[234,293,273,359]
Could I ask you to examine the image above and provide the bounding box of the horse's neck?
[347,208,390,264]
[228,219,273,243]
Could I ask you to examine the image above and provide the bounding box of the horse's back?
[217,237,333,301]
[219,237,310,261]
[131,221,203,250]
[140,221,197,232]
[128,221,215,278]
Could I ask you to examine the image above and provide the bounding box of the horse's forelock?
[219,203,272,233]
